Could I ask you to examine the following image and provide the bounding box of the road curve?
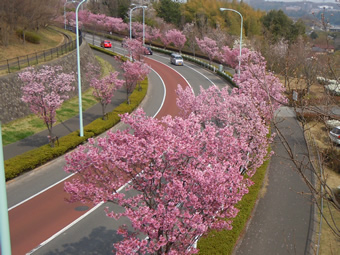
[7,55,190,255]
[144,58,189,119]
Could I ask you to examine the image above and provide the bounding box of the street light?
[129,5,148,42]
[76,0,87,137]
[220,8,243,77]
[129,5,147,61]
[0,121,11,254]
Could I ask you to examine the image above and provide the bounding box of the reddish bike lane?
[7,57,190,255]
[144,58,189,118]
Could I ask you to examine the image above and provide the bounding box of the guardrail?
[0,34,81,75]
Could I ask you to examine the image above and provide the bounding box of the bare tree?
[0,0,60,46]
[272,39,340,243]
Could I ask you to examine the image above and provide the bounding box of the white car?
[170,53,183,66]
[329,126,340,145]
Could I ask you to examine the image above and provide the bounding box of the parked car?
[329,126,340,145]
[144,46,153,55]
[100,40,112,48]
[170,53,183,66]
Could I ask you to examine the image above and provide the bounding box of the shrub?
[323,147,340,174]
[16,29,41,44]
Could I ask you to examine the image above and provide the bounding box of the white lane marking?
[26,181,130,255]
[154,54,216,88]
[150,67,166,118]
[8,173,75,211]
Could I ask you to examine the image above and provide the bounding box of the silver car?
[170,53,183,66]
[329,126,340,145]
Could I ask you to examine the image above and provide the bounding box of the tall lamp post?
[142,6,147,45]
[129,5,148,42]
[220,8,243,77]
[0,122,11,254]
[129,5,147,61]
[76,0,87,137]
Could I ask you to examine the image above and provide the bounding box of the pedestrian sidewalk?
[234,106,315,255]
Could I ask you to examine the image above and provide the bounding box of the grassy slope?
[0,27,70,61]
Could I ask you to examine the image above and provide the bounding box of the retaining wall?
[0,41,98,124]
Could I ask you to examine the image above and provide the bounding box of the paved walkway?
[234,107,315,255]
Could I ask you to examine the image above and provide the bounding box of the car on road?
[170,53,183,66]
[144,46,153,55]
[329,126,340,145]
[100,40,112,48]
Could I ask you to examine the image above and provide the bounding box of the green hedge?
[16,29,41,44]
[5,64,148,181]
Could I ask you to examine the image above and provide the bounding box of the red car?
[100,40,112,48]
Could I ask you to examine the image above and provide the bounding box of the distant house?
[329,26,340,32]
[312,44,335,54]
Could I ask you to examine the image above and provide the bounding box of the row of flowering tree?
[19,54,150,146]
[63,49,286,254]
[61,10,253,69]
[62,10,249,71]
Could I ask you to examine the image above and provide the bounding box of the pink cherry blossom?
[196,37,219,64]
[165,29,187,53]
[121,60,150,104]
[65,109,252,254]
[19,65,75,145]
[89,71,124,119]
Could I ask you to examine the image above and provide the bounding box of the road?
[5,35,228,255]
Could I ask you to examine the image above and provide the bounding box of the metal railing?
[0,35,81,75]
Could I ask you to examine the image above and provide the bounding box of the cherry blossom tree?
[66,10,127,33]
[131,21,144,40]
[176,84,274,175]
[124,38,145,61]
[89,71,124,119]
[121,60,150,104]
[105,16,127,33]
[219,46,247,70]
[233,49,287,123]
[64,109,255,254]
[145,26,160,45]
[160,33,171,49]
[19,65,75,146]
[196,37,219,64]
[165,29,187,53]
[183,22,199,56]
[176,50,286,173]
